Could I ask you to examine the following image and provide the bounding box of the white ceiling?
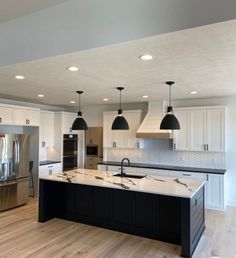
[0,0,68,23]
[0,19,236,107]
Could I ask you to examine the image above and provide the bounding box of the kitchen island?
[39,169,205,258]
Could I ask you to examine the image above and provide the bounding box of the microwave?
[86,145,98,156]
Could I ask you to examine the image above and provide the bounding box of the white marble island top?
[40,168,205,198]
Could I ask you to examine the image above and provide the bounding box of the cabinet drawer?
[39,163,62,177]
[168,170,207,180]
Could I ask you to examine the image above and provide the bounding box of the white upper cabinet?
[0,104,39,126]
[0,106,14,125]
[14,107,40,126]
[173,110,189,151]
[103,110,143,149]
[61,112,77,134]
[206,109,225,152]
[40,111,54,147]
[173,106,226,152]
[189,109,205,151]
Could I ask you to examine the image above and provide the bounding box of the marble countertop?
[98,161,226,174]
[39,168,205,199]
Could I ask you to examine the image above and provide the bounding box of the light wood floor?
[0,199,235,258]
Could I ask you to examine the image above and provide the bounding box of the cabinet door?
[189,109,205,151]
[205,174,225,211]
[135,192,158,233]
[103,111,142,149]
[74,184,93,218]
[27,109,39,126]
[0,106,14,125]
[40,112,54,147]
[14,108,27,125]
[103,113,116,148]
[206,109,225,152]
[93,187,112,221]
[173,110,189,150]
[62,113,77,134]
[112,189,135,226]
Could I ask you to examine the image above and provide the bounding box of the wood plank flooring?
[0,199,236,258]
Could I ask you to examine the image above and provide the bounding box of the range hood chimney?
[136,101,173,139]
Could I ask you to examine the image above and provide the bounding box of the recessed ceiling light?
[67,66,79,72]
[103,98,109,101]
[70,100,76,104]
[139,54,153,61]
[142,95,149,98]
[38,94,45,98]
[15,75,25,80]
[190,91,198,95]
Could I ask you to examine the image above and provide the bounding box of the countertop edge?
[98,162,226,175]
[39,176,205,199]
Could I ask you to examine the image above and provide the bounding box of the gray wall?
[1,0,236,66]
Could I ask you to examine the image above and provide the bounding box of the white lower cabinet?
[97,164,107,171]
[39,163,62,177]
[97,164,225,211]
[205,174,225,211]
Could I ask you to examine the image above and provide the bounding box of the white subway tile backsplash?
[104,139,226,169]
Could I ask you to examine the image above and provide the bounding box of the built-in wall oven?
[63,134,78,171]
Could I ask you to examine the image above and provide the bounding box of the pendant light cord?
[79,93,81,112]
[119,89,121,110]
[169,84,171,107]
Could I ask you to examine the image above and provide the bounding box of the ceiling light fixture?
[112,87,129,130]
[139,54,153,61]
[142,95,149,98]
[72,91,88,130]
[37,94,45,98]
[67,66,79,72]
[160,81,180,130]
[15,75,25,80]
[190,91,198,95]
[70,100,76,104]
[103,98,109,101]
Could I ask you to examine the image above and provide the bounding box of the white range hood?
[136,101,173,139]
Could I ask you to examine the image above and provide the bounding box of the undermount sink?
[112,173,145,179]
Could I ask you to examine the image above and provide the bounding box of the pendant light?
[112,87,129,130]
[72,91,88,130]
[160,81,180,130]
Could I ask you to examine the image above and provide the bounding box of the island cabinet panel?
[135,192,158,235]
[93,187,112,222]
[74,184,93,219]
[158,196,181,245]
[112,190,135,226]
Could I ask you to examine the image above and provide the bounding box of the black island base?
[39,179,205,258]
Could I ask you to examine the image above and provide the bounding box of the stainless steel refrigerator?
[0,134,29,211]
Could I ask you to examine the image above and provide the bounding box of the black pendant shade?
[160,81,180,130]
[112,87,129,130]
[72,91,88,130]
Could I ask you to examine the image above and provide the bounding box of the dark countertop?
[39,160,61,166]
[98,161,226,175]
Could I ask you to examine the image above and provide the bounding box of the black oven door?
[63,156,77,171]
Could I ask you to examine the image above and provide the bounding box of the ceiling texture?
[0,19,235,107]
[0,0,69,23]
